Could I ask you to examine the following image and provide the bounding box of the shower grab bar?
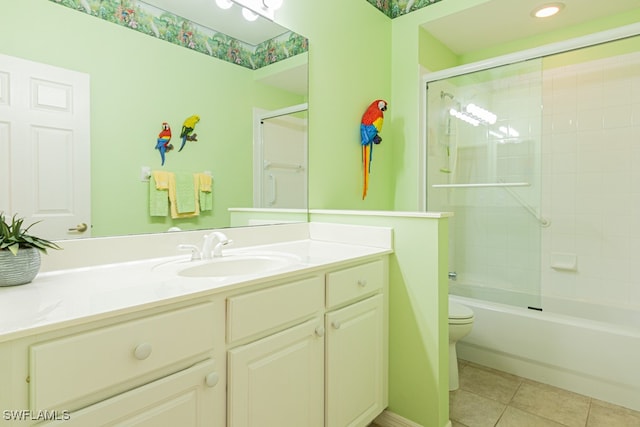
[432,181,550,227]
[431,182,530,188]
[498,180,550,227]
[263,161,305,171]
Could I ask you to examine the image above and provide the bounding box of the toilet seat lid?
[449,301,474,320]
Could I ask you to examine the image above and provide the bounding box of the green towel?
[175,172,196,213]
[149,175,168,216]
[200,189,213,211]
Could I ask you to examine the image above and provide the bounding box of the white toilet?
[448,298,474,391]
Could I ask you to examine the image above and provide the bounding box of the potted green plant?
[0,213,61,286]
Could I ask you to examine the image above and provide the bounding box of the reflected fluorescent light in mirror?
[465,103,497,124]
[449,108,480,126]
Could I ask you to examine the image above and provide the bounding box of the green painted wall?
[1,0,304,237]
[277,0,394,210]
[388,0,492,214]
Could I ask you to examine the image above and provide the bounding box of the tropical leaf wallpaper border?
[50,0,308,70]
[367,0,442,18]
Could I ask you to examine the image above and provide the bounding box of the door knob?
[68,223,88,232]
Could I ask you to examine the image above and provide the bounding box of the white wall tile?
[542,50,640,308]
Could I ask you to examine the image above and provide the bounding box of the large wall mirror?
[0,0,308,241]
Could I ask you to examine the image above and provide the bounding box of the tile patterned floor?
[450,359,640,427]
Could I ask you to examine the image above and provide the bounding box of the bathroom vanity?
[0,223,391,427]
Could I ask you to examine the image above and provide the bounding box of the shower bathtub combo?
[423,24,640,413]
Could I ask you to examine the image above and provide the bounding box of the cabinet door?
[228,317,324,427]
[326,294,385,427]
[38,359,223,427]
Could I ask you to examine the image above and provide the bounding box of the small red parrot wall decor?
[360,99,388,199]
[155,122,174,166]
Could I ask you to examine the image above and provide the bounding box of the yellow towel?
[152,170,170,190]
[168,172,200,219]
[197,173,213,212]
[199,173,212,192]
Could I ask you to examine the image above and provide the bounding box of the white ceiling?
[421,0,640,55]
[142,0,288,45]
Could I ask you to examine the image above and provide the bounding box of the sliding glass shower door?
[425,59,545,309]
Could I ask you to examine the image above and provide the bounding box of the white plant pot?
[0,247,41,286]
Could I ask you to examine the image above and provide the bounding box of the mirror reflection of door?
[0,54,91,240]
[254,105,308,209]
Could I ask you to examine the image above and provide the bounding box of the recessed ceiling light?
[532,2,565,18]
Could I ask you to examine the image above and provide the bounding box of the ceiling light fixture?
[532,2,565,18]
[241,7,259,21]
[215,0,233,10]
[232,0,283,20]
[262,0,283,10]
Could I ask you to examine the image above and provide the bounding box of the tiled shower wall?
[541,50,640,309]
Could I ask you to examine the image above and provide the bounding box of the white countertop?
[0,239,391,342]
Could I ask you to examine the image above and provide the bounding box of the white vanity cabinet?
[226,275,325,427]
[225,257,388,427]
[325,260,387,427]
[0,300,226,427]
[0,250,389,427]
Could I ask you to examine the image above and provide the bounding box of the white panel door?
[0,53,90,240]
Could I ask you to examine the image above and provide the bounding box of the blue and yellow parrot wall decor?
[179,114,200,151]
[360,99,388,199]
[155,122,173,166]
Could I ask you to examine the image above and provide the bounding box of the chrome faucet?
[202,231,233,259]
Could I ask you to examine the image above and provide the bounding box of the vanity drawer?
[29,302,216,412]
[326,259,384,309]
[227,275,324,344]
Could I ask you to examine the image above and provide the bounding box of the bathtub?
[450,294,640,412]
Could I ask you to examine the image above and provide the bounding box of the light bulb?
[215,0,233,10]
[532,3,564,18]
[242,7,259,21]
[263,0,283,10]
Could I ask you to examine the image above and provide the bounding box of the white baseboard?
[374,410,421,427]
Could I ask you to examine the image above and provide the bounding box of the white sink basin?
[154,252,301,278]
